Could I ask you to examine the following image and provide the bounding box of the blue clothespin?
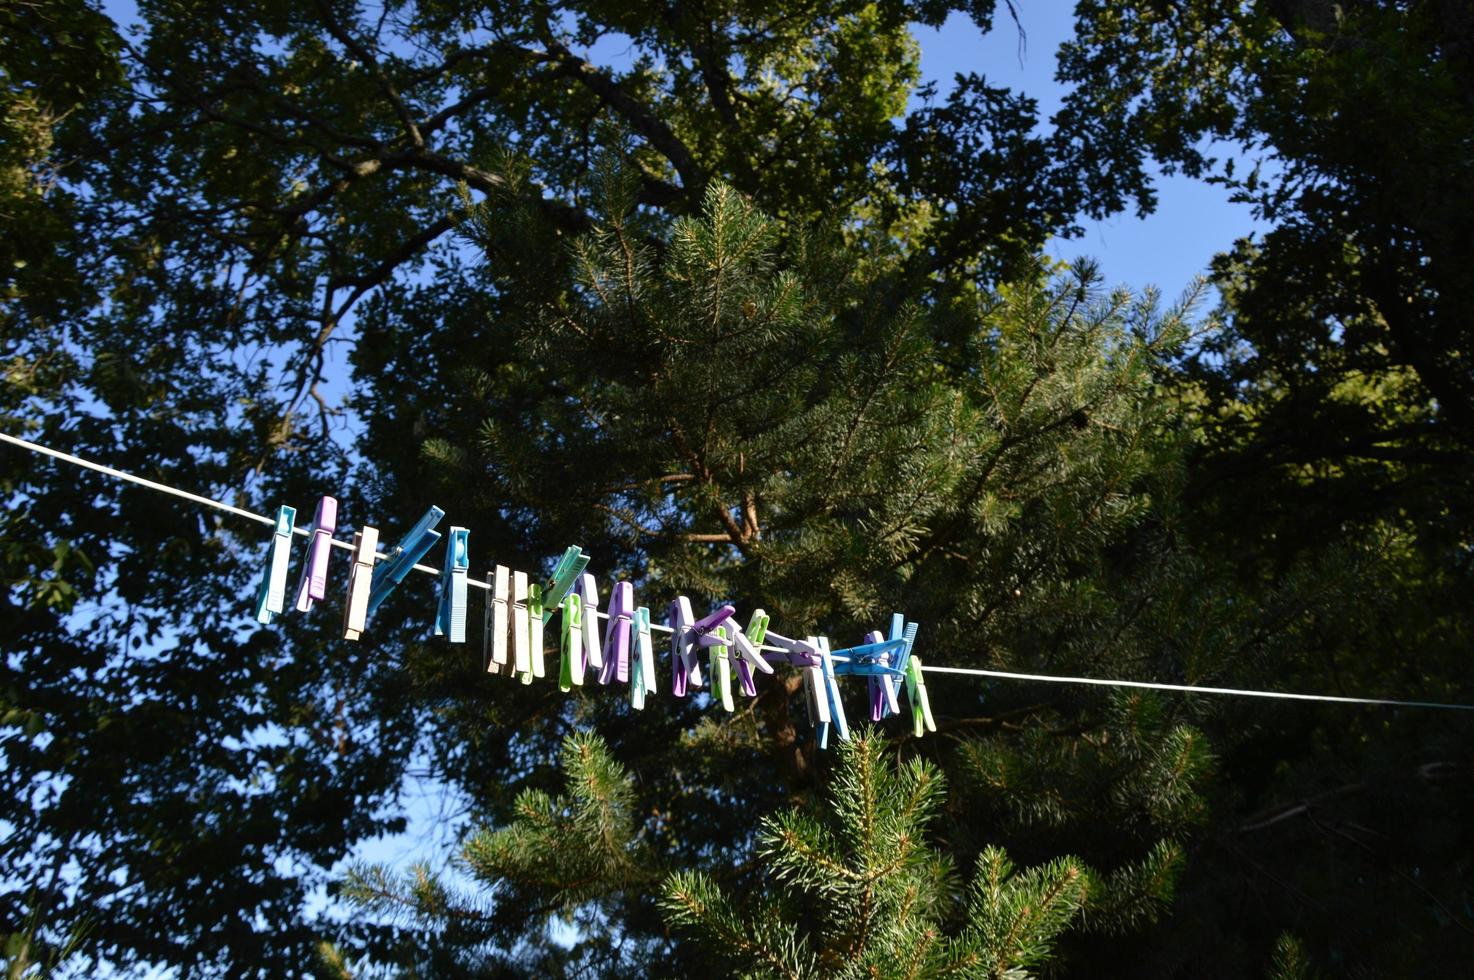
[254,504,297,624]
[816,636,849,747]
[367,506,445,617]
[540,546,590,623]
[434,526,469,642]
[829,626,910,720]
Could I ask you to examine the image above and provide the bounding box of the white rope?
[6,430,1472,711]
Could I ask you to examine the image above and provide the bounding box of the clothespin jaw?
[254,504,297,624]
[367,506,445,617]
[601,581,633,685]
[526,582,546,681]
[485,565,511,673]
[434,527,470,643]
[540,546,590,623]
[631,605,655,710]
[559,592,584,691]
[817,636,850,746]
[708,625,735,712]
[904,655,936,737]
[575,573,603,672]
[669,596,704,697]
[341,524,379,641]
[293,496,338,613]
[511,571,531,675]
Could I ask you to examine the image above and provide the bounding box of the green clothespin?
[631,606,654,710]
[559,593,584,692]
[540,546,590,623]
[523,582,546,684]
[904,655,936,736]
[708,624,734,712]
[746,609,770,646]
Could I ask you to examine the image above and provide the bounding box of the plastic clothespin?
[904,654,936,736]
[802,634,832,747]
[292,496,337,613]
[254,504,297,624]
[707,624,735,712]
[341,525,379,641]
[668,597,703,697]
[630,605,655,710]
[484,566,510,673]
[540,546,590,623]
[829,630,907,720]
[886,613,919,717]
[511,571,531,676]
[525,582,547,682]
[434,527,470,643]
[559,592,585,691]
[601,581,633,685]
[575,573,603,673]
[728,608,775,697]
[366,506,445,617]
[817,636,850,746]
[763,629,819,667]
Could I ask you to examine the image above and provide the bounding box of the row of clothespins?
[253,497,937,747]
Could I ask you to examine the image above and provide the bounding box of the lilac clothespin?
[293,496,337,613]
[762,629,819,667]
[601,581,633,684]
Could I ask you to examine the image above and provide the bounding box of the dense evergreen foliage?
[2,1,1470,976]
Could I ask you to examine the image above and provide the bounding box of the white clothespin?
[511,571,531,675]
[526,581,546,681]
[802,634,832,742]
[817,636,849,745]
[485,565,510,673]
[576,573,603,672]
[341,525,378,641]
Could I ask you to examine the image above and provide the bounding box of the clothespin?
[510,571,531,675]
[434,527,470,643]
[828,629,908,721]
[763,629,819,667]
[801,634,832,747]
[708,624,735,712]
[630,605,655,710]
[540,546,590,623]
[366,506,445,617]
[341,525,378,641]
[292,496,337,613]
[575,573,603,673]
[558,592,584,691]
[817,636,850,746]
[525,582,547,682]
[254,504,297,624]
[668,597,703,697]
[601,581,633,685]
[728,609,775,697]
[905,655,936,737]
[885,613,918,717]
[484,565,510,673]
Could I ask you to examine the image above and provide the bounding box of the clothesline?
[5,430,1473,713]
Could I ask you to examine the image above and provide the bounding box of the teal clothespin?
[559,593,584,692]
[708,624,734,712]
[631,606,656,710]
[817,636,849,746]
[434,527,469,643]
[540,546,590,623]
[367,506,445,617]
[904,655,936,737]
[254,504,297,624]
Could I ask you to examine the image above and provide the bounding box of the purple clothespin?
[669,597,701,697]
[863,629,888,721]
[293,496,338,613]
[601,581,633,684]
[762,629,819,667]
